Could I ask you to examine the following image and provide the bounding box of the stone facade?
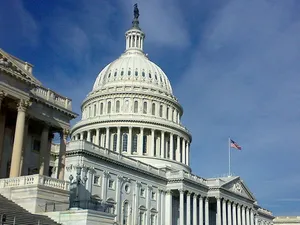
[273,217,300,225]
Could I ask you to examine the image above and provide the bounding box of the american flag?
[230,139,242,150]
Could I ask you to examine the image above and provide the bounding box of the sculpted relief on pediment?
[224,180,255,201]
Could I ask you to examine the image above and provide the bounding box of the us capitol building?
[0,4,276,225]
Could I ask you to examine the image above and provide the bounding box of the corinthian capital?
[60,128,70,139]
[17,99,31,112]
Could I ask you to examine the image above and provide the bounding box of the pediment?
[222,177,256,201]
[0,48,41,85]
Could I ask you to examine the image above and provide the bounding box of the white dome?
[92,50,173,95]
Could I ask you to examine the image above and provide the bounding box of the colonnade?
[0,93,68,179]
[73,126,190,165]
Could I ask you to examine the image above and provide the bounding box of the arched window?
[166,107,169,119]
[123,202,129,225]
[143,136,147,154]
[159,105,163,117]
[134,101,138,113]
[89,106,91,117]
[116,100,120,113]
[113,134,117,151]
[152,103,155,115]
[100,103,104,115]
[122,133,128,152]
[94,104,97,116]
[132,134,138,153]
[107,101,111,114]
[143,102,147,114]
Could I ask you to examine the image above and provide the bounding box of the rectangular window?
[140,188,145,197]
[151,192,156,200]
[108,179,115,189]
[143,136,147,154]
[93,175,100,185]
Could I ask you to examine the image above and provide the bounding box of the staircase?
[0,194,61,225]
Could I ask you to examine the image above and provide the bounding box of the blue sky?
[2,0,300,216]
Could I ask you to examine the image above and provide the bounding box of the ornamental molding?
[66,149,168,181]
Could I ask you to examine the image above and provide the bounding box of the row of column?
[0,93,68,179]
[73,127,190,165]
[216,197,255,225]
[126,31,144,50]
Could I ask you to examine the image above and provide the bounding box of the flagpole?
[228,137,231,176]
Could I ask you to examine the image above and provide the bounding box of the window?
[123,202,129,225]
[122,133,128,152]
[143,102,147,114]
[94,104,97,116]
[149,72,152,79]
[155,74,157,80]
[100,103,104,114]
[108,180,115,189]
[128,70,131,76]
[143,136,147,154]
[135,71,138,76]
[108,72,111,78]
[107,101,111,114]
[166,107,169,119]
[121,70,124,76]
[151,192,156,200]
[93,175,100,185]
[139,212,145,225]
[152,103,155,115]
[124,184,130,193]
[32,139,41,152]
[132,134,138,153]
[116,100,120,113]
[140,188,145,197]
[134,101,138,113]
[142,71,145,77]
[114,71,117,77]
[159,105,163,117]
[113,134,117,151]
[150,215,156,225]
[89,106,91,117]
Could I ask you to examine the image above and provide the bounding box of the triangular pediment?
[222,177,256,201]
[0,48,41,85]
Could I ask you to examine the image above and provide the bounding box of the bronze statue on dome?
[134,3,139,19]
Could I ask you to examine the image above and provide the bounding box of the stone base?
[44,209,116,225]
[0,175,70,213]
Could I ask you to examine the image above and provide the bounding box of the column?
[165,190,173,225]
[80,132,83,140]
[222,199,227,225]
[186,192,191,225]
[157,190,161,225]
[246,208,250,225]
[139,127,144,155]
[116,127,121,153]
[101,171,109,201]
[242,206,246,225]
[105,127,109,149]
[199,196,203,225]
[95,129,100,145]
[0,105,6,174]
[170,133,174,160]
[128,127,132,154]
[254,214,258,225]
[161,131,165,158]
[228,201,232,225]
[205,197,209,225]
[0,91,5,110]
[43,133,53,176]
[146,186,152,225]
[19,117,29,176]
[179,189,184,225]
[250,209,254,225]
[193,194,198,225]
[87,130,91,142]
[186,142,189,165]
[58,129,68,180]
[216,197,221,225]
[151,129,155,156]
[176,136,181,162]
[237,205,242,225]
[10,100,30,178]
[115,175,122,223]
[39,124,49,175]
[233,202,237,225]
[182,138,186,164]
[134,181,141,225]
[161,191,166,225]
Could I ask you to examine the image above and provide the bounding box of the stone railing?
[32,86,72,110]
[0,174,70,191]
[68,140,167,177]
[166,170,207,185]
